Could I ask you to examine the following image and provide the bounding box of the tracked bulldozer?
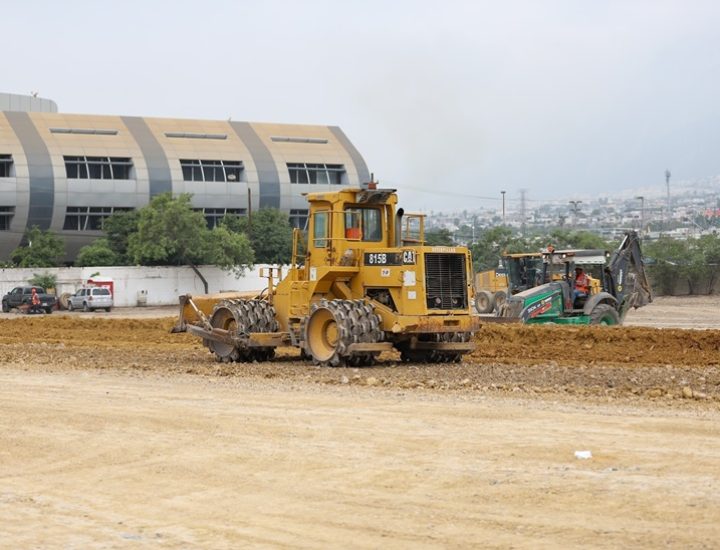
[173,183,480,366]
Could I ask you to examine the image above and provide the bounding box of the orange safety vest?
[575,272,589,294]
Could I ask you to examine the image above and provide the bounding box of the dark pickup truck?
[2,286,57,314]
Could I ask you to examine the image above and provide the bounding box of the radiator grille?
[424,253,468,310]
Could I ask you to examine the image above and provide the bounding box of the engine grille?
[424,253,468,310]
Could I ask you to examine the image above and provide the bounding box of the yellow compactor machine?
[173,183,480,366]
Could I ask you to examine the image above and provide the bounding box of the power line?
[395,184,504,202]
[390,183,603,205]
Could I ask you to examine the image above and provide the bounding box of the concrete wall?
[0,265,276,307]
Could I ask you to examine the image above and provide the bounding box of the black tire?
[474,290,495,314]
[589,304,621,326]
[1,301,9,313]
[105,307,112,312]
[45,307,52,314]
[68,301,74,312]
[83,302,90,312]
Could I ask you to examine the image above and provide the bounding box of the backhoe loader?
[497,231,652,325]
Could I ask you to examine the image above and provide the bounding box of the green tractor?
[497,231,652,325]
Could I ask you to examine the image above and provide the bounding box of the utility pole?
[635,195,644,235]
[665,169,671,230]
[568,200,582,228]
[519,189,527,237]
[501,190,506,225]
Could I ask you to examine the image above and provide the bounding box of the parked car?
[68,287,113,312]
[2,286,57,314]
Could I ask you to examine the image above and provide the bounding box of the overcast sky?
[4,0,720,211]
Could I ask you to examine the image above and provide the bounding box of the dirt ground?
[1,296,718,548]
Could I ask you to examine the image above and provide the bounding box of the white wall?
[0,265,276,307]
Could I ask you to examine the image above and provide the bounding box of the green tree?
[76,238,119,267]
[221,208,293,264]
[204,225,255,277]
[128,193,209,265]
[646,234,720,295]
[425,228,454,246]
[469,226,533,271]
[126,193,254,278]
[29,272,57,291]
[645,237,693,295]
[546,229,610,250]
[698,233,720,293]
[103,209,140,264]
[10,226,65,267]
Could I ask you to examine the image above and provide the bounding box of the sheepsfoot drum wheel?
[304,299,383,367]
[589,304,621,326]
[208,299,278,362]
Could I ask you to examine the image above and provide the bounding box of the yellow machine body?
[176,186,479,366]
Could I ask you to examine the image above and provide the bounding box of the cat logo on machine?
[402,250,416,265]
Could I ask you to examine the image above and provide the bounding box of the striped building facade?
[0,93,370,261]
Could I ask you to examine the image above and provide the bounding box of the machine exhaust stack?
[395,208,404,247]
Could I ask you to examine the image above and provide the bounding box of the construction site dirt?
[1,295,718,547]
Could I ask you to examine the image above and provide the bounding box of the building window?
[271,136,328,144]
[50,128,118,136]
[0,155,13,178]
[289,209,309,230]
[165,132,227,140]
[288,163,344,185]
[180,159,244,182]
[0,206,14,230]
[63,206,134,231]
[64,156,133,180]
[194,207,247,229]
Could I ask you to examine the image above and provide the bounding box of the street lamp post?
[501,190,506,225]
[635,195,644,235]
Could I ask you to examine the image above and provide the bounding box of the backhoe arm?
[607,231,652,314]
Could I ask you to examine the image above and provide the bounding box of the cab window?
[313,211,329,248]
[344,207,382,242]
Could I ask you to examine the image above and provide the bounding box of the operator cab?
[503,253,544,293]
[540,249,610,309]
[344,207,383,242]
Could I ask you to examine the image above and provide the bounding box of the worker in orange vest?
[30,287,41,313]
[574,267,589,301]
